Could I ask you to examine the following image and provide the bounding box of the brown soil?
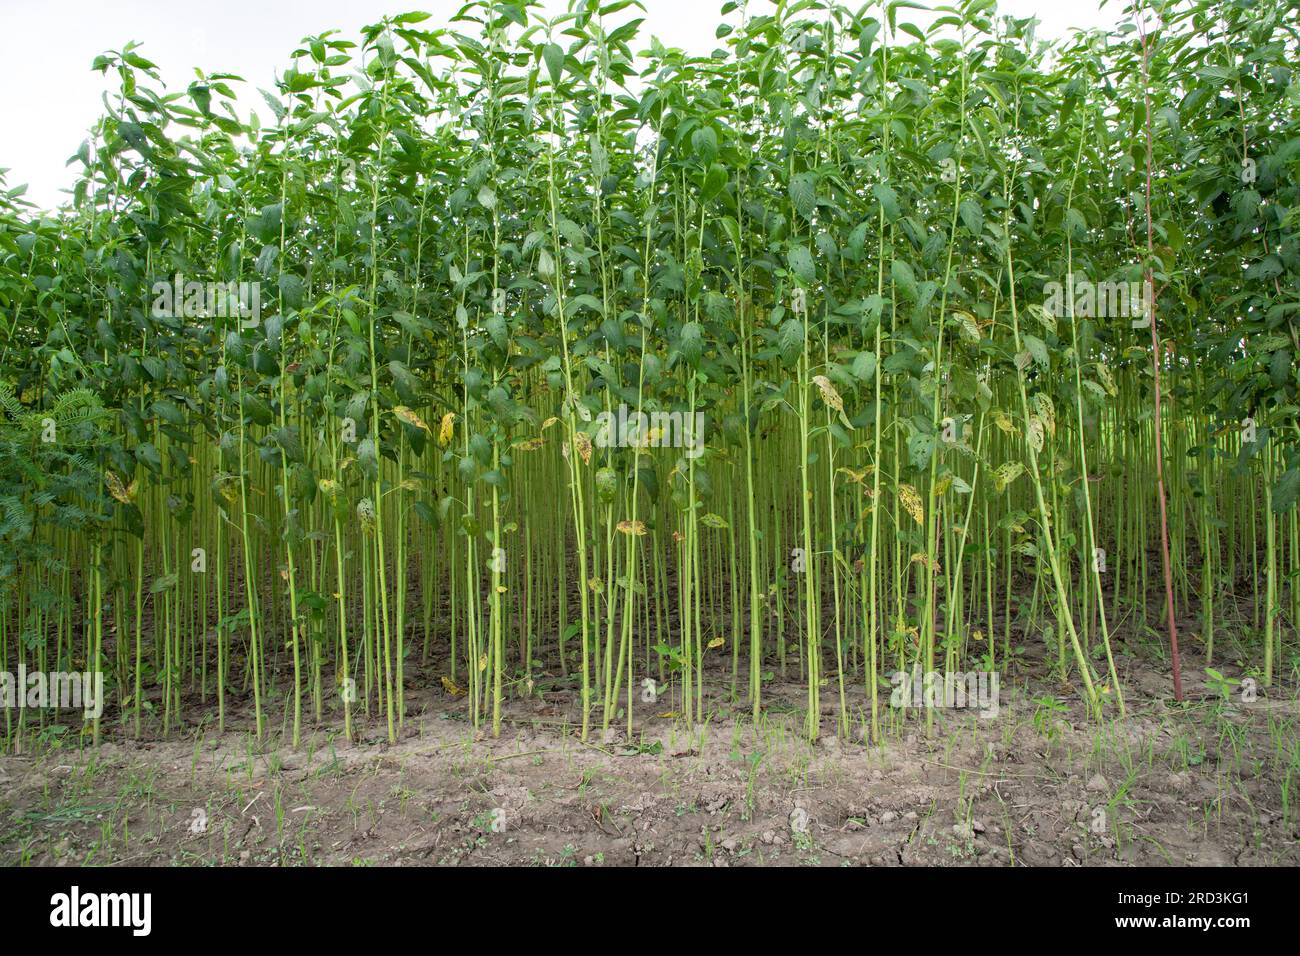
[1,637,1297,867]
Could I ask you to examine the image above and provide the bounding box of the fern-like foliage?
[0,381,112,614]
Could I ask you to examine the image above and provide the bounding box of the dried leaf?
[812,374,852,427]
[909,552,940,572]
[898,483,924,525]
[1096,362,1117,396]
[441,675,466,697]
[394,405,432,434]
[1032,393,1056,437]
[573,431,592,465]
[1027,415,1045,455]
[992,461,1025,493]
[953,310,981,343]
[105,471,131,504]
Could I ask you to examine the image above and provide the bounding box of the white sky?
[0,0,1122,212]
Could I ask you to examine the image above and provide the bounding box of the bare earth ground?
[1,634,1298,867]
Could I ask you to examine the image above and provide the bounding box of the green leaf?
[487,313,508,353]
[150,573,179,594]
[908,432,935,470]
[778,319,804,367]
[958,199,984,236]
[135,442,163,474]
[691,127,718,164]
[1273,468,1300,513]
[680,322,703,366]
[278,273,305,310]
[787,245,815,283]
[542,43,565,84]
[789,173,816,221]
[241,393,275,426]
[1023,334,1050,368]
[701,163,728,201]
[891,261,918,302]
[872,183,900,220]
[851,351,877,383]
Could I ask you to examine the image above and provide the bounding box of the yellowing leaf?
[812,374,852,428]
[1096,362,1117,397]
[1032,393,1056,438]
[616,520,647,535]
[897,483,924,525]
[992,461,1025,493]
[909,552,939,572]
[105,471,132,504]
[393,405,432,434]
[574,431,593,465]
[438,412,456,447]
[441,675,466,697]
[1026,302,1057,335]
[953,310,981,344]
[1027,415,1045,455]
[707,637,725,649]
[214,473,239,503]
[811,374,842,412]
[992,409,1017,435]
